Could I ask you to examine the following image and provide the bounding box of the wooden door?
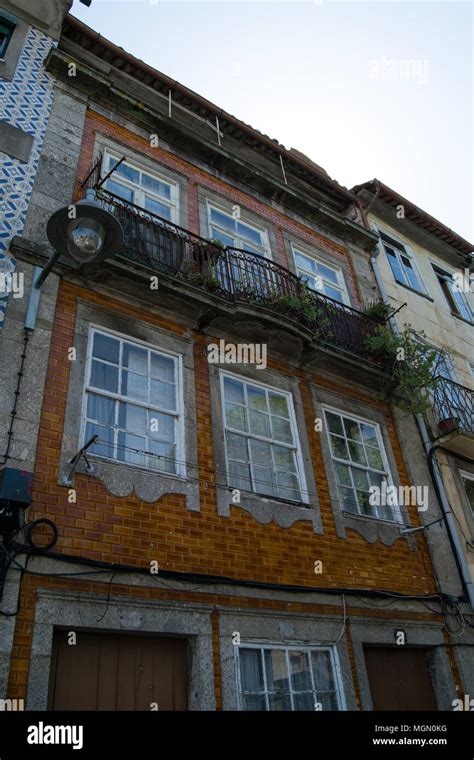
[364,646,438,710]
[48,630,188,710]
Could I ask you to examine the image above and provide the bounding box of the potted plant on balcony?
[438,416,460,435]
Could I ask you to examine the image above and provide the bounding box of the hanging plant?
[363,312,444,414]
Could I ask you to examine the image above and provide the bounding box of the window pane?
[151,379,176,410]
[271,415,293,443]
[366,446,384,470]
[223,376,245,404]
[92,333,120,363]
[148,411,175,442]
[348,440,367,466]
[123,343,148,374]
[106,178,134,202]
[343,418,361,441]
[335,462,351,486]
[151,353,175,382]
[311,651,336,692]
[90,360,119,393]
[273,445,296,471]
[352,468,369,491]
[117,431,146,467]
[316,261,339,284]
[401,256,422,292]
[319,692,339,711]
[121,370,148,402]
[330,434,349,460]
[340,486,358,513]
[276,471,300,501]
[228,460,251,491]
[360,423,378,446]
[225,402,247,431]
[254,466,275,496]
[85,421,114,459]
[323,284,344,303]
[210,207,236,232]
[249,438,272,464]
[87,393,115,426]
[293,693,315,711]
[385,247,407,285]
[118,401,147,434]
[226,432,248,462]
[294,251,317,273]
[110,159,140,184]
[148,439,176,473]
[210,227,234,247]
[247,386,267,412]
[236,220,262,246]
[326,412,344,436]
[144,196,171,220]
[268,393,289,418]
[141,172,171,198]
[289,651,312,691]
[249,409,271,437]
[242,694,266,711]
[264,649,289,691]
[240,649,264,691]
[268,693,292,711]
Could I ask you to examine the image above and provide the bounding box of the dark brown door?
[364,647,437,710]
[48,630,188,710]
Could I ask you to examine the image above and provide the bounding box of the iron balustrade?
[95,188,383,362]
[432,376,474,434]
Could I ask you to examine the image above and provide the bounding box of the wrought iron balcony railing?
[94,188,384,364]
[432,376,474,436]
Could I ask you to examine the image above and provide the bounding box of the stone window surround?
[349,618,456,711]
[93,133,190,230]
[311,384,413,546]
[217,608,356,711]
[26,587,216,710]
[0,9,27,81]
[59,299,201,511]
[208,360,323,533]
[454,464,474,534]
[197,185,278,261]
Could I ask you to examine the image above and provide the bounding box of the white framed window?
[292,245,350,304]
[220,372,307,502]
[379,232,425,294]
[103,150,178,222]
[81,326,185,475]
[236,643,343,711]
[323,406,400,522]
[432,264,473,322]
[459,471,474,516]
[206,203,270,257]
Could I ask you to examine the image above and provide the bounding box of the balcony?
[90,187,386,371]
[432,376,474,459]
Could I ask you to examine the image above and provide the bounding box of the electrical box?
[0,468,33,533]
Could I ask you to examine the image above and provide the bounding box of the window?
[432,265,472,322]
[292,247,349,304]
[207,204,269,257]
[0,17,15,58]
[324,408,399,521]
[460,472,474,516]
[380,233,424,294]
[469,362,474,377]
[82,328,183,474]
[237,644,342,711]
[103,152,178,222]
[221,373,306,502]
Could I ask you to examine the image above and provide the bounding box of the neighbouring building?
[0,14,472,711]
[353,179,474,691]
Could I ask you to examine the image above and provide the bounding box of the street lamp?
[25,189,123,328]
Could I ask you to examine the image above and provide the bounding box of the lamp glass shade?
[66,217,106,263]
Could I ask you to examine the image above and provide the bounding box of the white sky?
[71,0,473,241]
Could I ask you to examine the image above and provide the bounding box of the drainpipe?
[370,247,474,608]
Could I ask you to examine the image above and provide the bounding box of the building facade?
[0,14,472,711]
